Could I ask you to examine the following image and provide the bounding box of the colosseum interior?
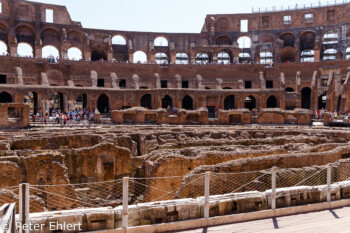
[0,0,350,232]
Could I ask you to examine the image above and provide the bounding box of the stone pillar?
[296,71,301,93]
[41,73,49,86]
[280,73,285,89]
[15,67,23,85]
[9,43,17,57]
[197,75,204,89]
[259,71,266,89]
[310,71,318,111]
[216,78,223,90]
[238,79,244,89]
[175,74,182,89]
[326,71,335,112]
[91,71,98,87]
[170,42,176,64]
[111,73,119,89]
[155,73,161,89]
[132,74,140,89]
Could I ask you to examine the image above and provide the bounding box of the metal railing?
[0,203,16,233]
[1,161,350,230]
[252,0,349,13]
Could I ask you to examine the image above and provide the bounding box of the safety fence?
[1,161,350,229]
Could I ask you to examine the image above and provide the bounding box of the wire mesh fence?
[29,179,123,213]
[0,186,19,213]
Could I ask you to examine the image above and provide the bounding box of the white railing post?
[327,164,332,202]
[19,183,29,233]
[122,177,129,229]
[271,167,277,210]
[204,172,211,219]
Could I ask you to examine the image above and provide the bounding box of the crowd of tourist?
[30,108,95,126]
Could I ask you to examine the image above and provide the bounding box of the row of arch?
[0,41,83,60]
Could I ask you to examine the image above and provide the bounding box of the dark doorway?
[97,79,104,87]
[0,92,12,103]
[76,93,87,110]
[224,95,235,110]
[91,48,107,61]
[141,94,153,109]
[0,75,6,84]
[267,95,277,108]
[318,94,326,110]
[182,81,189,88]
[162,95,172,109]
[207,106,216,118]
[301,87,311,109]
[245,95,256,110]
[182,95,193,110]
[97,94,109,113]
[286,87,295,92]
[337,95,342,111]
[24,92,38,114]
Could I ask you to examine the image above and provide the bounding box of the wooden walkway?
[172,206,350,233]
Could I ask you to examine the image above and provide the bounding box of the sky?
[31,0,336,33]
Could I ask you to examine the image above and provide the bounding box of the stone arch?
[154,36,169,47]
[301,87,311,109]
[67,30,84,50]
[91,46,107,61]
[224,95,235,110]
[245,95,256,110]
[280,32,295,47]
[196,52,210,64]
[176,53,189,64]
[75,93,87,110]
[41,27,61,48]
[17,42,33,57]
[49,92,64,112]
[0,91,12,103]
[322,30,338,45]
[67,47,83,60]
[237,36,252,49]
[42,45,60,58]
[267,95,278,108]
[215,35,232,45]
[97,94,110,113]
[140,94,153,109]
[112,35,127,45]
[162,95,172,109]
[133,51,147,63]
[15,24,35,47]
[182,95,193,110]
[300,31,315,51]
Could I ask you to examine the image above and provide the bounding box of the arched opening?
[42,45,60,59]
[140,94,153,109]
[17,42,33,57]
[286,87,295,92]
[68,47,83,61]
[280,33,295,47]
[182,95,193,110]
[133,51,147,63]
[216,36,232,45]
[176,53,189,64]
[218,51,231,64]
[155,53,168,64]
[323,48,337,61]
[49,92,64,113]
[337,95,342,111]
[76,93,87,110]
[301,50,315,63]
[162,95,172,109]
[154,37,168,47]
[239,52,251,63]
[245,95,256,110]
[0,92,12,103]
[322,31,338,45]
[91,47,107,61]
[267,96,277,108]
[24,92,38,114]
[0,40,8,56]
[318,94,326,109]
[237,36,252,49]
[301,87,311,109]
[112,35,127,45]
[260,51,273,64]
[300,31,315,52]
[97,94,109,113]
[224,95,235,110]
[280,46,297,63]
[196,53,210,64]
